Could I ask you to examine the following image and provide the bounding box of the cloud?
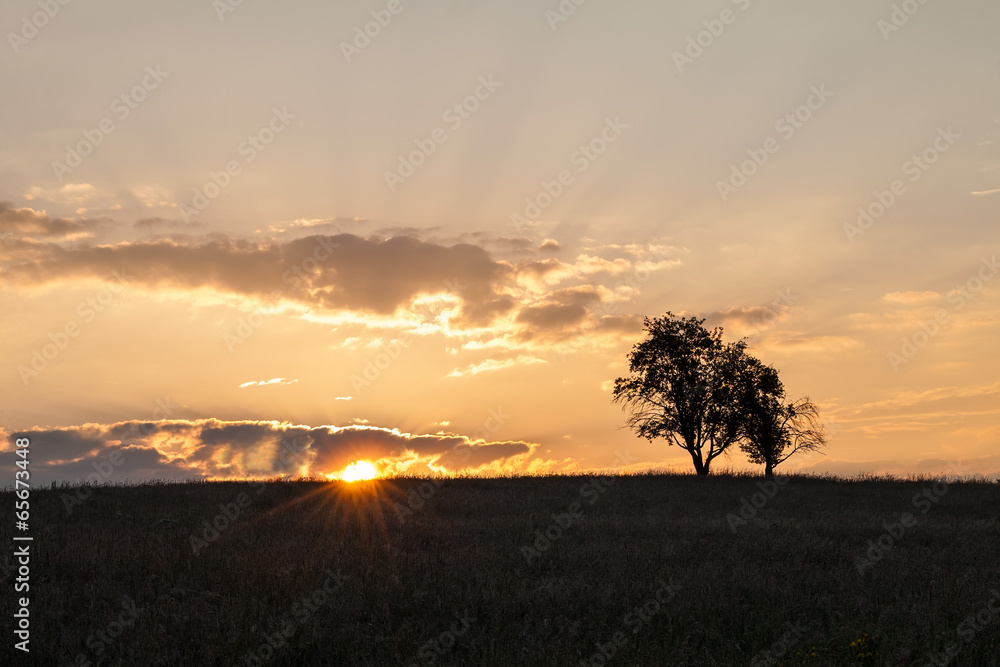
[238,378,298,388]
[435,441,533,470]
[704,305,784,333]
[262,216,367,236]
[970,187,1000,197]
[131,185,178,209]
[0,202,105,239]
[134,217,204,231]
[765,334,862,354]
[593,314,644,334]
[0,419,538,484]
[0,233,514,326]
[448,355,547,377]
[823,382,1000,444]
[516,257,575,288]
[883,291,940,304]
[515,286,602,339]
[841,381,1000,415]
[24,183,99,205]
[575,254,633,276]
[1,224,674,356]
[514,244,679,291]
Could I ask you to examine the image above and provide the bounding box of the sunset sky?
[2,0,998,484]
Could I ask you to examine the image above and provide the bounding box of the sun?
[336,460,379,482]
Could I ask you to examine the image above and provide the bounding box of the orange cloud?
[1,419,538,484]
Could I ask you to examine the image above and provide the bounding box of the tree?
[739,383,827,477]
[612,313,749,476]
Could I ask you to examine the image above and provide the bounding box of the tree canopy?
[613,312,825,476]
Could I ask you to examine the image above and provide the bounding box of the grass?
[3,471,999,666]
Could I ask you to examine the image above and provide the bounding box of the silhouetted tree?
[739,381,827,477]
[613,313,748,476]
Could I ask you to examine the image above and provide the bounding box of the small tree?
[613,313,749,476]
[739,389,827,477]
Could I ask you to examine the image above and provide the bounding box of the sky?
[2,0,998,485]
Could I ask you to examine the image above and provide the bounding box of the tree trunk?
[764,460,774,478]
[691,454,709,476]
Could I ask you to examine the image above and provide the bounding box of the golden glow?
[335,460,379,482]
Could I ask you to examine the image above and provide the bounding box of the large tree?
[613,313,750,476]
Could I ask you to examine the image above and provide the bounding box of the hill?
[3,472,999,666]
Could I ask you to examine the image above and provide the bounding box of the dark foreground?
[3,472,999,666]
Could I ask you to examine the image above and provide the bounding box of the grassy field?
[3,472,999,666]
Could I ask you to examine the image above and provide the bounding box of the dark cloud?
[454,232,536,256]
[266,217,368,237]
[1,233,514,326]
[133,217,205,231]
[516,287,602,339]
[1,419,536,484]
[0,202,103,239]
[593,314,644,335]
[517,258,565,280]
[436,441,532,470]
[703,305,782,331]
[45,445,192,484]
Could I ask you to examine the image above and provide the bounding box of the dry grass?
[3,472,999,666]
